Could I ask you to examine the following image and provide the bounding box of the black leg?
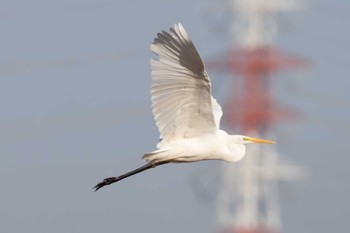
[94,161,169,191]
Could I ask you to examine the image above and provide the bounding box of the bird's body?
[94,23,274,191]
[143,130,246,163]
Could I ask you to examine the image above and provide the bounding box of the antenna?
[207,0,308,232]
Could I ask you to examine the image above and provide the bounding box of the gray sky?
[1,0,349,233]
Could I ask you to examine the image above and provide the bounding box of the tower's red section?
[208,46,307,133]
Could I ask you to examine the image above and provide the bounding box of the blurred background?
[0,0,349,233]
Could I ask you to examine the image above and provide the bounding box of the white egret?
[94,23,274,191]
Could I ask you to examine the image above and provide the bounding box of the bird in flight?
[94,23,274,191]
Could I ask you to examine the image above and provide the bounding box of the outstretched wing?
[151,23,220,141]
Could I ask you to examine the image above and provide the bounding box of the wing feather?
[151,23,221,141]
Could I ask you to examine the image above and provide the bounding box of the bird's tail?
[142,149,170,163]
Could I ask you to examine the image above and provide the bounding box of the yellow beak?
[244,137,275,144]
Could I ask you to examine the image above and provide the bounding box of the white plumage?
[94,23,274,191]
[150,23,218,140]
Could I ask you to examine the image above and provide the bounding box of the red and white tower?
[208,0,307,232]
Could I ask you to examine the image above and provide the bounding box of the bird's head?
[223,134,275,162]
[230,135,276,145]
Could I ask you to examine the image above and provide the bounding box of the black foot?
[94,177,118,191]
